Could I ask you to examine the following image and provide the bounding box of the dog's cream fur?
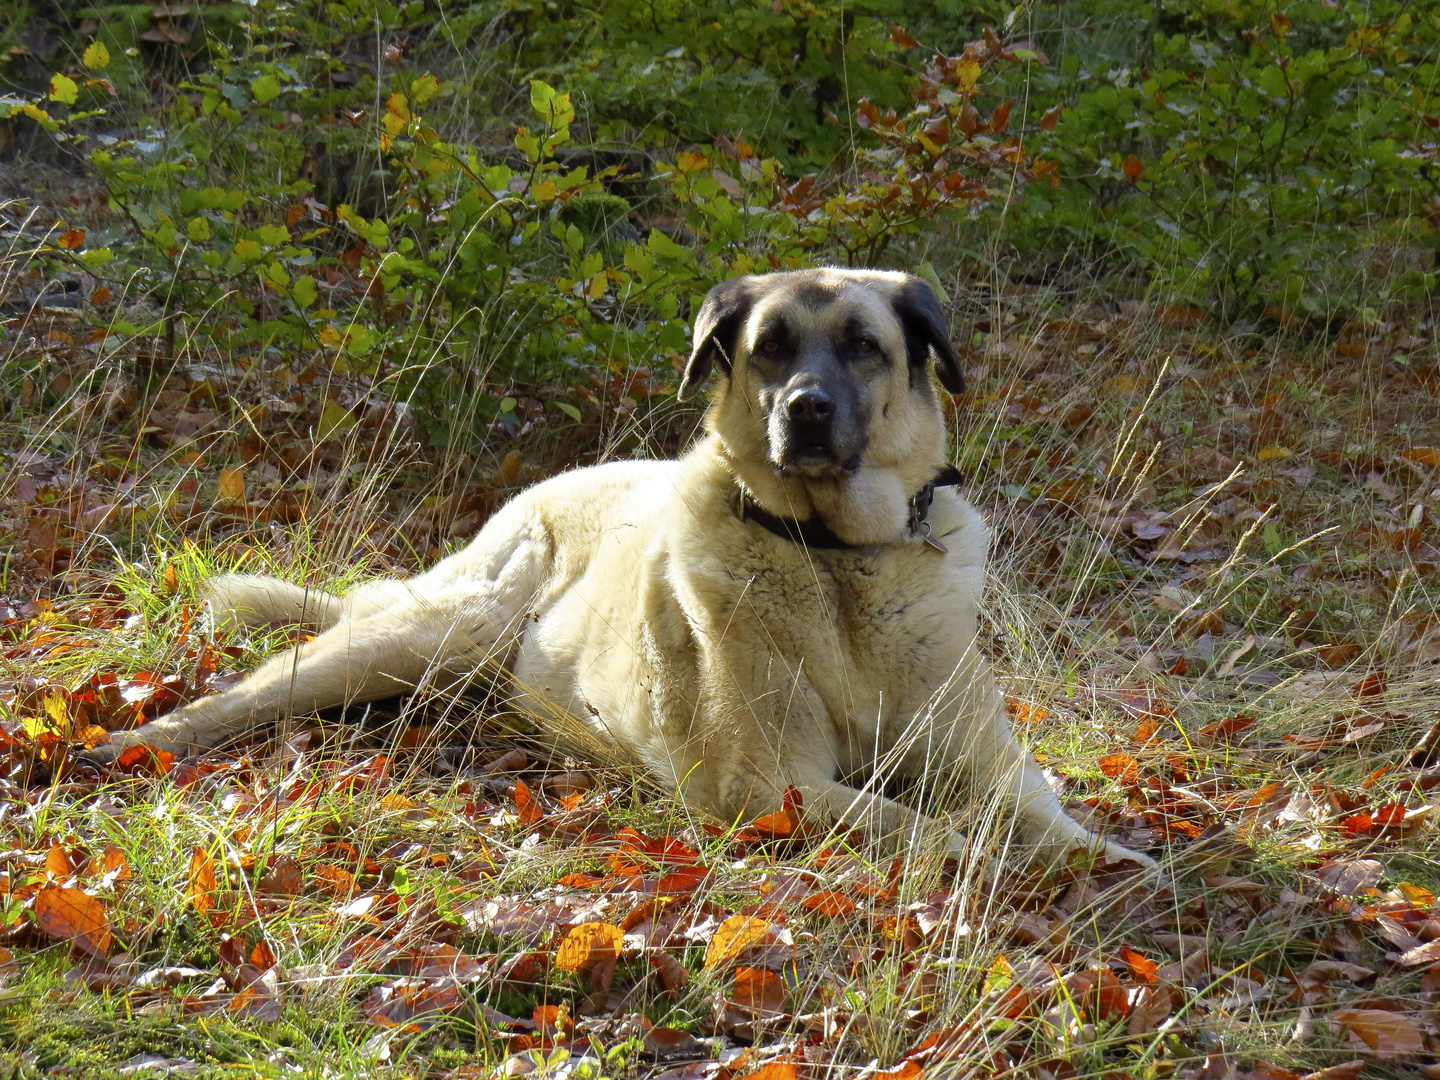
[93,269,1152,868]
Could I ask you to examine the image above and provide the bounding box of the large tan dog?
[92,269,1153,867]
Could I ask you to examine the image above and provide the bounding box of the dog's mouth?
[774,446,862,479]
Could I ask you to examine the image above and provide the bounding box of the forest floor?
[1,277,1439,1079]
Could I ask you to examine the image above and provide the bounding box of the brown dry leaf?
[733,966,786,1014]
[257,855,303,896]
[649,951,689,993]
[1123,155,1143,181]
[188,847,216,912]
[703,915,770,972]
[1127,984,1173,1035]
[1334,1008,1425,1058]
[216,467,246,502]
[554,921,624,972]
[314,864,356,897]
[35,886,112,957]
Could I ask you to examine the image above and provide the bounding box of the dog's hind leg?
[87,511,557,763]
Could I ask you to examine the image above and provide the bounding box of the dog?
[88,268,1154,868]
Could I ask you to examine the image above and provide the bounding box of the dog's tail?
[204,574,346,632]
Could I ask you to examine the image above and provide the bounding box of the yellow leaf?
[48,73,78,105]
[43,693,69,732]
[1257,446,1293,461]
[83,41,110,69]
[555,921,625,972]
[703,915,769,971]
[216,467,246,502]
[675,151,709,174]
[531,179,558,203]
[954,60,981,92]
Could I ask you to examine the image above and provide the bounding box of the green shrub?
[1009,0,1439,318]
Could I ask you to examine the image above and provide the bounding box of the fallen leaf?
[1334,1008,1425,1058]
[554,921,624,972]
[35,886,111,957]
[188,847,216,912]
[216,467,246,502]
[703,915,770,972]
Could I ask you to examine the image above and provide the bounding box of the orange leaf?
[57,228,86,250]
[90,286,111,305]
[35,885,111,957]
[188,847,217,912]
[1400,447,1440,468]
[748,1063,798,1080]
[733,966,786,1013]
[1039,104,1063,130]
[988,100,1013,133]
[1122,155,1143,182]
[513,779,543,825]
[46,841,73,879]
[799,890,856,917]
[1120,947,1158,983]
[102,844,130,880]
[115,743,176,776]
[555,921,625,972]
[1098,753,1140,785]
[703,915,770,971]
[258,855,303,896]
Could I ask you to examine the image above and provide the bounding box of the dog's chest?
[748,540,978,720]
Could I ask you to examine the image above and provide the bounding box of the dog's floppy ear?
[679,276,754,402]
[892,276,962,395]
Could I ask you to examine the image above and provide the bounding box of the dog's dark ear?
[679,277,754,402]
[893,276,962,395]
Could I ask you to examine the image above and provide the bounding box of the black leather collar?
[738,465,964,552]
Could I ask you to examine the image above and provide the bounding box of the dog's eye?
[758,339,781,355]
[853,338,878,356]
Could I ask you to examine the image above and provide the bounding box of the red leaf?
[988,100,1013,132]
[1123,155,1143,182]
[115,743,176,776]
[888,25,920,49]
[1039,104,1063,130]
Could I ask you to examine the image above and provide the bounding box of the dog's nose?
[786,388,834,426]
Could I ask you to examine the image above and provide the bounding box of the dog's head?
[678,269,960,540]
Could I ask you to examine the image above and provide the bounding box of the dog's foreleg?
[788,780,969,859]
[942,698,1158,869]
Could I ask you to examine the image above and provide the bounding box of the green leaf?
[292,275,317,308]
[250,73,282,105]
[233,238,263,261]
[187,217,211,242]
[647,228,693,262]
[317,399,358,441]
[80,247,112,267]
[82,41,110,70]
[555,401,582,422]
[48,74,78,105]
